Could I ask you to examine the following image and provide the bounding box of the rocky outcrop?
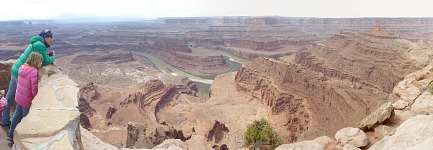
[313,136,338,149]
[78,98,95,118]
[125,122,191,149]
[78,97,94,129]
[79,82,100,103]
[207,121,230,144]
[106,107,117,119]
[369,115,433,150]
[80,114,92,130]
[13,65,83,150]
[78,82,98,130]
[160,75,198,96]
[80,126,117,150]
[120,80,179,121]
[152,135,212,150]
[357,102,394,130]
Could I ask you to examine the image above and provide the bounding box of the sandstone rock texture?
[391,62,433,117]
[234,27,433,143]
[235,57,386,142]
[357,102,394,130]
[335,127,367,148]
[369,115,433,150]
[80,126,117,150]
[13,65,83,150]
[313,136,338,149]
[118,80,180,124]
[125,122,191,149]
[275,140,323,150]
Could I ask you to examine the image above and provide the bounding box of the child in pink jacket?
[8,52,43,142]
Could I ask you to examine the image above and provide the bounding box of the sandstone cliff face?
[99,79,181,131]
[275,62,433,150]
[235,57,388,142]
[120,80,179,121]
[78,82,98,129]
[295,30,429,93]
[160,75,198,96]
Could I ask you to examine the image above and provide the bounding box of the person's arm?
[30,69,39,98]
[34,42,55,64]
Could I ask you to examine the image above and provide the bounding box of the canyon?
[0,17,433,149]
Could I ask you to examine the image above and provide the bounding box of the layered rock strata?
[275,62,433,150]
[143,41,232,77]
[235,57,388,142]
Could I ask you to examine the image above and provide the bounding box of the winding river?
[132,50,249,85]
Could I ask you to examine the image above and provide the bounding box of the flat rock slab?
[15,109,79,138]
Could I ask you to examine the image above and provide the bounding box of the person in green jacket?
[1,30,55,126]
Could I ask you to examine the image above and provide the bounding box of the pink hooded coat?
[15,64,38,108]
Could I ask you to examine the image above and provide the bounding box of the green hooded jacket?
[11,36,55,77]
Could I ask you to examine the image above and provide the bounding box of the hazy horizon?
[0,0,432,21]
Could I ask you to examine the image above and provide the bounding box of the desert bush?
[244,118,283,149]
[427,81,433,94]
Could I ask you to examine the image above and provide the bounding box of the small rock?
[392,100,408,110]
[335,127,367,148]
[314,136,337,149]
[358,102,394,130]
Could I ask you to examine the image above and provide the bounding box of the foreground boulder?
[335,127,367,148]
[13,65,83,149]
[369,115,433,150]
[357,102,394,130]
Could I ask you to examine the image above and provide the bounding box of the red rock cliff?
[235,57,388,142]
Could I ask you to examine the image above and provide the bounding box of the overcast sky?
[0,0,431,21]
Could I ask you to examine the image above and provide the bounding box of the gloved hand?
[48,51,55,56]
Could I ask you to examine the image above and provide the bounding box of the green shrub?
[244,118,283,149]
[427,81,433,94]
